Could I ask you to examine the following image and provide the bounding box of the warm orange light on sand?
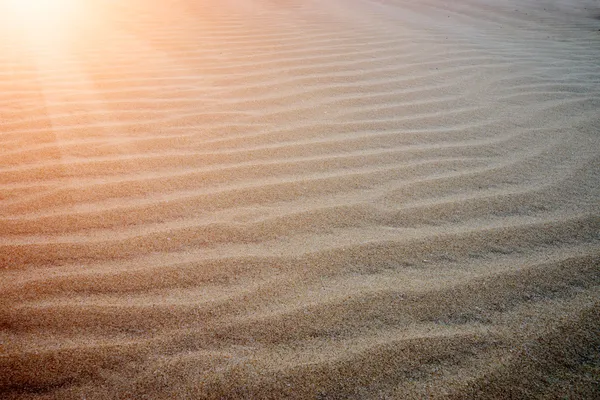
[5,0,81,44]
[3,0,88,60]
[6,0,77,22]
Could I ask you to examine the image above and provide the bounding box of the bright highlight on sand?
[4,0,82,55]
[5,0,78,28]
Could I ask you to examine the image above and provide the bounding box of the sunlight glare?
[6,0,80,31]
[4,0,83,54]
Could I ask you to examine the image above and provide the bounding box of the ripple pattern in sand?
[1,0,599,399]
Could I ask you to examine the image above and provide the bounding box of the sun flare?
[5,0,80,31]
[7,0,75,17]
[4,0,83,54]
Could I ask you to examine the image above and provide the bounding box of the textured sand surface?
[1,0,599,398]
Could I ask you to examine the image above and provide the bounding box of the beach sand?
[1,0,599,398]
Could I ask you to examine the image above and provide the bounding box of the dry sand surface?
[1,0,599,398]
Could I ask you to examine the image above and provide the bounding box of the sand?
[0,0,599,398]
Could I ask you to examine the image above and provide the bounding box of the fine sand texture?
[1,0,599,398]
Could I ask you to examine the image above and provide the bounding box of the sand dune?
[1,0,599,398]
